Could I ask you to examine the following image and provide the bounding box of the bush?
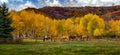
[0,38,13,43]
[103,31,116,38]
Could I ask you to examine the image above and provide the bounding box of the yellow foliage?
[76,25,83,36]
[9,11,106,38]
[116,20,120,36]
[87,14,105,36]
[80,14,95,34]
[50,23,58,37]
[110,20,120,36]
[110,20,117,32]
[94,29,103,37]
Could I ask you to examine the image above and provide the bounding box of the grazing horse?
[43,36,52,42]
[69,36,77,41]
[82,35,89,41]
[60,36,69,42]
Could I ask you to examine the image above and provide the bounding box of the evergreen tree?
[0,3,14,39]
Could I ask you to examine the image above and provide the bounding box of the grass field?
[0,40,120,55]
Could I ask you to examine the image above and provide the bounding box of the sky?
[0,0,120,11]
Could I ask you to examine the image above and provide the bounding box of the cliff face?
[24,5,120,20]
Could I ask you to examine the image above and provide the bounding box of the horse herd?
[11,34,89,43]
[43,35,89,42]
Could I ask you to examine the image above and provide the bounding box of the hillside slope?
[24,5,120,20]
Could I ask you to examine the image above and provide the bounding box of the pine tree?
[0,3,14,40]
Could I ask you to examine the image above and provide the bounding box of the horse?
[60,36,69,42]
[69,36,77,41]
[43,36,52,42]
[82,34,89,41]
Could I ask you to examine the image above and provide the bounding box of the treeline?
[9,10,120,40]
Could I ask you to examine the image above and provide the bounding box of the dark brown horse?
[43,36,52,42]
[69,36,77,41]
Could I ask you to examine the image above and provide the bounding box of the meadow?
[0,40,120,55]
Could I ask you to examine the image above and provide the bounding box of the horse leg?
[43,38,45,42]
[80,36,82,41]
[69,38,71,41]
[82,37,85,41]
[86,36,89,41]
[51,38,52,42]
[75,37,77,41]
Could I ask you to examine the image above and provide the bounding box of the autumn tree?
[74,17,83,36]
[57,20,67,37]
[50,20,58,37]
[43,17,52,37]
[9,10,47,39]
[34,14,45,37]
[79,14,105,38]
[65,18,74,36]
[116,20,120,37]
[110,20,120,38]
[87,15,105,38]
[9,10,24,39]
[80,14,94,36]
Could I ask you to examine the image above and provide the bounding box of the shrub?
[103,31,116,38]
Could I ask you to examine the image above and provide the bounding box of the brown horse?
[43,36,52,42]
[69,36,77,41]
[60,36,69,42]
[82,35,89,41]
